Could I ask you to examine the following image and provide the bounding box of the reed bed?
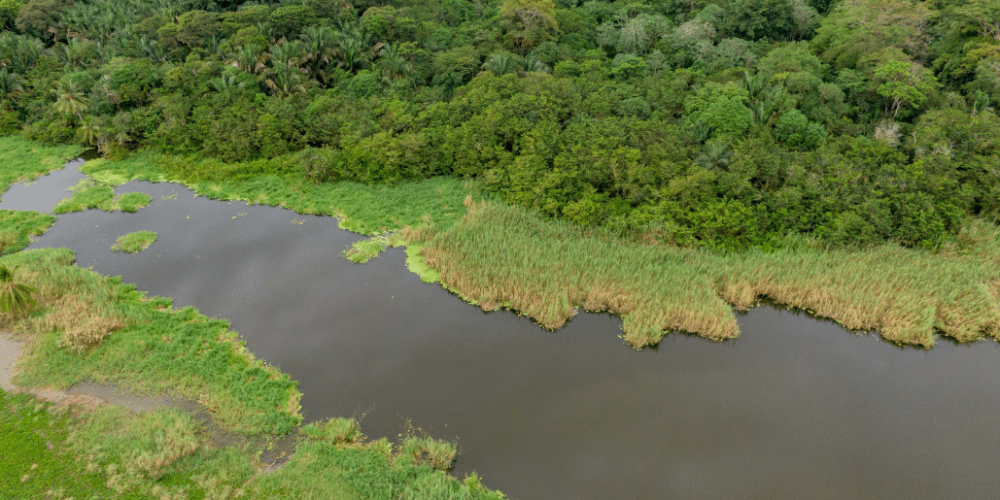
[423,200,1000,348]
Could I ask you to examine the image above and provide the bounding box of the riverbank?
[74,140,1000,349]
[0,141,505,499]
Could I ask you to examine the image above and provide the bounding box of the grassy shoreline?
[60,139,1000,349]
[0,138,506,499]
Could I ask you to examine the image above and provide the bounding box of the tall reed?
[423,199,1000,348]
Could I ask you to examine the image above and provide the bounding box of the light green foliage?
[0,263,34,314]
[774,109,827,148]
[684,83,753,138]
[424,200,1000,349]
[873,54,938,119]
[0,136,81,196]
[0,390,146,499]
[244,429,498,500]
[0,209,55,254]
[5,248,302,435]
[53,179,152,214]
[343,232,390,263]
[110,230,157,253]
[83,151,476,235]
[812,0,933,68]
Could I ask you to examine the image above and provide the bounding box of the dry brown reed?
[422,200,1000,348]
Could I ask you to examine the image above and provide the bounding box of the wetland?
[5,159,1000,499]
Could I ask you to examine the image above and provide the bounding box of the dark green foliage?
[0,0,995,250]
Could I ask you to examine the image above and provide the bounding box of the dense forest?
[0,0,997,250]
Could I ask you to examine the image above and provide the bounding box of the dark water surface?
[5,162,1000,499]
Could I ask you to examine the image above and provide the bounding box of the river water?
[4,161,1000,499]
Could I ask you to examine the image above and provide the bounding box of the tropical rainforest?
[0,0,998,251]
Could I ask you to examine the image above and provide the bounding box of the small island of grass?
[110,231,157,254]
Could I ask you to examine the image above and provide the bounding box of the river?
[3,160,1000,499]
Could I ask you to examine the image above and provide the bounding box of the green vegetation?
[0,209,503,497]
[0,209,55,254]
[0,0,995,251]
[0,389,144,499]
[2,388,500,500]
[110,230,157,253]
[343,232,391,263]
[52,177,152,214]
[81,151,474,234]
[3,247,301,434]
[0,136,80,195]
[424,199,1000,348]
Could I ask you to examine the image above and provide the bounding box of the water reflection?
[4,161,1000,500]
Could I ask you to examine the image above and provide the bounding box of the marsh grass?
[0,210,55,255]
[245,420,498,500]
[343,232,391,263]
[0,390,148,499]
[3,248,301,434]
[0,136,81,196]
[53,179,152,214]
[423,200,1000,348]
[81,151,477,235]
[110,230,157,254]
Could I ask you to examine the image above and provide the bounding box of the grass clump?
[343,232,391,263]
[0,210,56,255]
[53,179,152,214]
[65,403,254,499]
[81,150,476,234]
[244,421,498,500]
[0,136,82,196]
[0,389,148,499]
[423,199,1000,349]
[3,248,301,434]
[110,230,157,254]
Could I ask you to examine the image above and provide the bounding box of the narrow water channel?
[5,162,1000,499]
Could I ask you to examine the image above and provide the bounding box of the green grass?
[0,136,82,197]
[343,232,391,263]
[110,231,157,254]
[0,209,56,255]
[423,200,1000,348]
[3,248,301,435]
[244,420,501,500]
[0,389,148,499]
[53,178,152,214]
[81,150,476,235]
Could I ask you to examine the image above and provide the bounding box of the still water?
[4,162,1000,499]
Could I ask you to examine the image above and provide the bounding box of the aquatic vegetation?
[423,199,1000,348]
[343,232,391,263]
[0,137,81,196]
[244,423,496,500]
[2,248,301,434]
[81,151,476,235]
[0,210,56,255]
[110,230,157,254]
[53,178,152,214]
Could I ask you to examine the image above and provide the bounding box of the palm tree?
[518,54,550,74]
[0,265,36,316]
[377,43,414,86]
[482,53,518,76]
[234,46,267,75]
[50,77,90,122]
[696,140,733,171]
[78,116,102,146]
[210,75,245,94]
[0,70,25,101]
